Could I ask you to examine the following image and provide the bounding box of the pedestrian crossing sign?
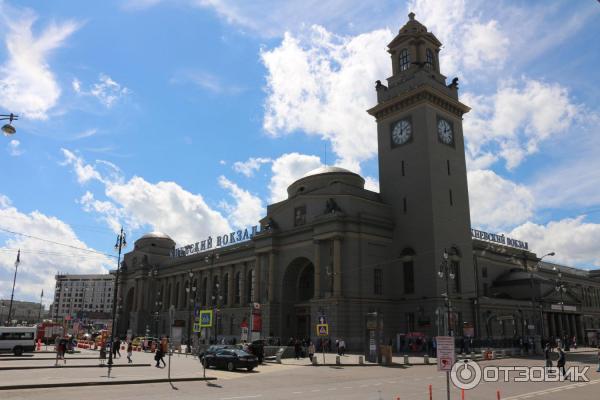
[192,320,201,333]
[316,323,329,336]
[199,310,213,328]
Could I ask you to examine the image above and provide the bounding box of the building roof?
[139,231,173,241]
[301,166,359,178]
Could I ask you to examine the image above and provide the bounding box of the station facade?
[116,14,600,350]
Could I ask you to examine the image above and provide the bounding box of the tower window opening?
[401,160,405,176]
[399,49,410,71]
[447,160,451,175]
[426,48,434,70]
[403,197,407,214]
[449,189,453,206]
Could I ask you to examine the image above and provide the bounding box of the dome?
[302,166,356,178]
[287,165,365,198]
[139,231,173,241]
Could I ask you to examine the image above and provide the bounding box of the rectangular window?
[406,312,415,332]
[374,269,383,295]
[481,266,488,278]
[294,206,306,227]
[451,261,461,293]
[449,189,453,206]
[403,197,407,214]
[447,160,451,175]
[401,160,405,177]
[403,261,414,294]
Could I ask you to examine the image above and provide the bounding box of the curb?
[0,376,217,391]
[0,364,151,371]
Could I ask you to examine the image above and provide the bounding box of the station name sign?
[471,228,529,250]
[171,225,261,258]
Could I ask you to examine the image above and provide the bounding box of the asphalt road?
[1,349,599,399]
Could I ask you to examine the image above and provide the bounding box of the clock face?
[437,119,453,145]
[391,119,412,146]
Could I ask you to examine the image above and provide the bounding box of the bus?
[0,326,37,356]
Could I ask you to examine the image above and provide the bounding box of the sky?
[0,0,599,306]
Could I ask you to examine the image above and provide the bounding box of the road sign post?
[316,323,329,365]
[436,336,455,400]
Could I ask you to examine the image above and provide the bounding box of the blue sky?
[1,0,599,305]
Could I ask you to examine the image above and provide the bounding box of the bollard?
[276,353,282,364]
[424,355,429,364]
[312,356,318,366]
[336,355,341,365]
[359,356,364,365]
[470,351,475,359]
[497,389,501,400]
[403,354,409,365]
[429,384,432,400]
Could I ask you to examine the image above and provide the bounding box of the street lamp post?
[438,249,455,400]
[38,290,44,323]
[185,271,196,352]
[553,266,568,343]
[529,252,555,345]
[107,228,126,378]
[1,113,18,136]
[211,283,222,344]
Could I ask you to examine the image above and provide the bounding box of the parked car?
[197,344,237,360]
[203,348,258,371]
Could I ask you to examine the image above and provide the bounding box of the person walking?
[557,347,566,377]
[339,338,346,356]
[126,341,133,364]
[294,339,302,360]
[114,337,121,358]
[308,341,316,362]
[159,337,168,367]
[544,343,553,368]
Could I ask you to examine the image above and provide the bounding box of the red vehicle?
[37,322,64,343]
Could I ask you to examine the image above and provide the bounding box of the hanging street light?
[1,113,18,136]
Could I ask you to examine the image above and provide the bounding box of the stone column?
[549,313,556,337]
[333,238,342,297]
[268,252,275,302]
[255,257,261,304]
[314,241,320,299]
[240,263,247,306]
[228,265,235,307]
[557,314,564,336]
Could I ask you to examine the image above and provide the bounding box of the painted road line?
[502,379,600,400]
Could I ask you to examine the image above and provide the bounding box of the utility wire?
[0,226,117,258]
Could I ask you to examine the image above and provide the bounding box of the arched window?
[212,276,220,306]
[399,48,410,71]
[425,48,434,69]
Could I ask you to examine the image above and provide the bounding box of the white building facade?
[51,274,115,321]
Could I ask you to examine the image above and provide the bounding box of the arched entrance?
[281,257,314,340]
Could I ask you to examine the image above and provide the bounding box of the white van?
[0,326,37,356]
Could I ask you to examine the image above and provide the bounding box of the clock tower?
[368,13,475,312]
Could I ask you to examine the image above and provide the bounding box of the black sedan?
[203,349,258,371]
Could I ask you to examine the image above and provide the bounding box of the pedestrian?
[159,337,168,367]
[544,343,553,368]
[115,337,121,358]
[99,342,107,365]
[127,341,133,364]
[294,339,302,359]
[339,338,346,356]
[154,346,162,368]
[308,341,315,362]
[557,347,566,377]
[572,336,577,350]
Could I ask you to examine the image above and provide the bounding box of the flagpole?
[7,249,20,326]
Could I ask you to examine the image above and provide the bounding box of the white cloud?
[73,74,130,108]
[364,176,379,193]
[262,26,392,170]
[468,169,535,231]
[60,148,104,184]
[218,176,264,228]
[463,79,580,170]
[7,139,22,156]
[510,217,600,267]
[61,150,232,245]
[268,153,322,203]
[74,128,98,139]
[233,157,271,177]
[0,194,112,304]
[408,0,509,76]
[0,5,79,119]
